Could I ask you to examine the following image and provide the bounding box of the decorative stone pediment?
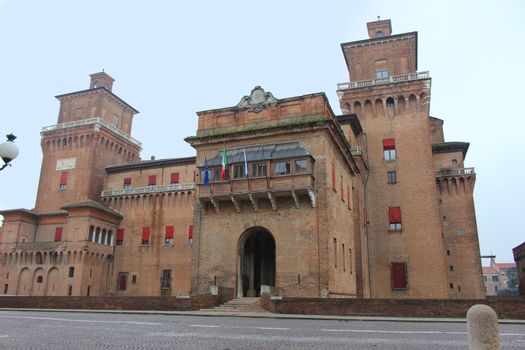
[236,86,277,112]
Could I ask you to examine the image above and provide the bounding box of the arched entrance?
[238,227,275,297]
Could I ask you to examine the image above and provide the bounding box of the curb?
[1,308,524,324]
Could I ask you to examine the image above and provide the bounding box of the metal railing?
[435,167,475,178]
[337,71,430,90]
[41,117,142,147]
[101,183,195,197]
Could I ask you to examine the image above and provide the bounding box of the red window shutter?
[383,138,396,150]
[347,185,350,209]
[170,172,180,184]
[123,178,132,185]
[142,227,150,243]
[54,227,63,242]
[148,175,156,186]
[116,229,125,243]
[119,275,127,290]
[165,226,174,240]
[388,207,402,223]
[188,225,193,240]
[60,171,68,185]
[392,262,407,289]
[332,163,336,190]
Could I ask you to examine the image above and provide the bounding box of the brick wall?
[0,294,220,311]
[260,294,525,319]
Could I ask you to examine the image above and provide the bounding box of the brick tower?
[35,72,141,212]
[337,19,484,298]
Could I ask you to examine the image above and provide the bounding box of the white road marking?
[0,315,159,325]
[321,329,467,335]
[252,327,290,330]
[189,324,221,328]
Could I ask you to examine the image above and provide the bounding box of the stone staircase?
[203,297,264,313]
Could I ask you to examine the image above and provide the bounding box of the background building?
[0,20,484,299]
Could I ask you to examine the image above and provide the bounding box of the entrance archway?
[238,227,275,297]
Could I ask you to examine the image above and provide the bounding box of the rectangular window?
[387,171,397,184]
[342,243,346,271]
[233,164,245,179]
[116,229,125,245]
[123,177,132,189]
[148,175,157,186]
[492,275,499,282]
[59,171,68,190]
[376,70,389,79]
[141,227,150,245]
[118,273,127,290]
[165,226,174,244]
[274,161,291,176]
[54,227,63,242]
[3,284,7,294]
[383,139,396,161]
[331,163,336,190]
[340,176,344,201]
[349,248,353,274]
[252,162,267,177]
[294,159,308,173]
[388,207,402,231]
[170,172,180,184]
[188,224,193,240]
[391,262,407,289]
[452,159,457,168]
[333,238,337,268]
[131,274,137,284]
[347,185,351,209]
[161,269,172,289]
[68,267,75,278]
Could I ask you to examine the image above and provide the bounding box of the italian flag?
[220,147,227,180]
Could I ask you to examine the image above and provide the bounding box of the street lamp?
[0,134,19,171]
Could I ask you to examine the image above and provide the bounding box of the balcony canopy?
[202,142,310,167]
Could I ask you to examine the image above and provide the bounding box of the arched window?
[386,97,395,108]
[376,31,384,38]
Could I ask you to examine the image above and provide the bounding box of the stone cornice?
[55,87,139,114]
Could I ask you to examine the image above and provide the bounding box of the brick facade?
[0,19,484,302]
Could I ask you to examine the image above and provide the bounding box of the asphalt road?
[0,311,524,349]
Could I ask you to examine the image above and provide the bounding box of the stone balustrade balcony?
[435,167,475,178]
[337,71,430,91]
[42,117,142,147]
[101,183,195,197]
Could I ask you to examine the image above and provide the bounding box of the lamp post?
[0,134,19,171]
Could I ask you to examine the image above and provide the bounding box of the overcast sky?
[0,0,523,263]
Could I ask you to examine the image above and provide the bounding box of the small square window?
[68,267,75,278]
[233,164,246,179]
[384,149,396,161]
[274,161,291,176]
[387,171,397,184]
[294,159,308,173]
[376,70,389,79]
[252,162,267,177]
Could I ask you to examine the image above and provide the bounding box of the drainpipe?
[363,131,372,298]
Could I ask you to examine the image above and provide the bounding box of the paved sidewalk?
[1,307,524,324]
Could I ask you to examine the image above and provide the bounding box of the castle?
[0,20,485,299]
